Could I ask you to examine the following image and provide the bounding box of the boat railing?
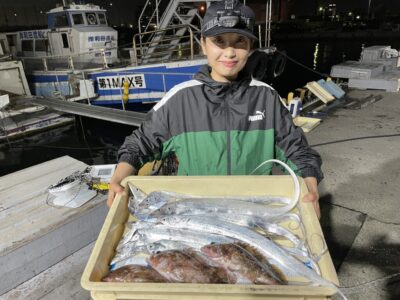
[18,47,115,72]
[132,25,197,66]
[138,0,168,38]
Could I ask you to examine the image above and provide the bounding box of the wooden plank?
[293,116,322,133]
[1,243,94,300]
[0,156,85,195]
[0,156,109,295]
[306,81,335,104]
[1,156,90,253]
[0,198,107,295]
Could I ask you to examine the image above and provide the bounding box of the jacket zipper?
[226,92,231,175]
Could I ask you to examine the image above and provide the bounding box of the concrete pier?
[1,89,399,299]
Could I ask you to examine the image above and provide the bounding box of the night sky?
[0,0,399,27]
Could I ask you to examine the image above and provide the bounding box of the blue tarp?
[317,79,345,99]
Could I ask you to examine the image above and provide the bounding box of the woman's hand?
[302,177,320,219]
[107,182,125,208]
[106,162,135,208]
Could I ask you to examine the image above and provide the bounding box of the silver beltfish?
[144,198,296,220]
[156,215,338,289]
[111,239,195,266]
[148,211,306,253]
[130,159,300,218]
[119,226,234,252]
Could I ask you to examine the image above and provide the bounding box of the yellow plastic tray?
[81,176,338,300]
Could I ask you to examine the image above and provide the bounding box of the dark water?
[273,38,400,97]
[1,38,399,176]
[0,118,134,176]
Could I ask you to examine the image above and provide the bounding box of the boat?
[330,45,400,92]
[0,46,73,141]
[0,0,286,111]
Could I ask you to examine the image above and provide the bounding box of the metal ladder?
[137,0,217,63]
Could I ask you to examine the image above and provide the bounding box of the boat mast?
[265,0,272,48]
[367,0,372,18]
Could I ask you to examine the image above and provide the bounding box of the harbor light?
[313,43,319,70]
[198,4,206,17]
[348,12,353,16]
[356,15,361,20]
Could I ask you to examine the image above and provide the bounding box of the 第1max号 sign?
[97,75,146,90]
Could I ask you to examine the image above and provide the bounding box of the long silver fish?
[123,210,306,256]
[111,239,195,266]
[110,254,149,271]
[116,220,156,249]
[148,211,306,252]
[118,226,235,254]
[156,215,338,289]
[144,198,297,221]
[131,159,300,218]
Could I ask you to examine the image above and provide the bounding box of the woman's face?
[201,33,252,82]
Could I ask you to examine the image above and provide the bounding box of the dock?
[17,96,147,127]
[1,89,400,299]
[0,156,108,296]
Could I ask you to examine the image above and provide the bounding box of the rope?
[275,49,331,78]
[341,272,400,294]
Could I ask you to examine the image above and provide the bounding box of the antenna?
[225,0,235,10]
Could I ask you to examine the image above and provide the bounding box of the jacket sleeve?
[273,92,324,183]
[117,105,171,170]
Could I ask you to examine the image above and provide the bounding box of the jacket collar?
[194,65,252,99]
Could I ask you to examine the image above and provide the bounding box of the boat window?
[35,39,48,52]
[7,35,16,47]
[72,13,85,25]
[98,13,107,25]
[0,40,6,54]
[61,33,69,49]
[21,40,33,52]
[86,13,98,25]
[55,13,69,27]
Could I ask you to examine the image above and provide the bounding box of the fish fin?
[235,242,288,284]
[235,242,267,263]
[128,182,147,203]
[128,183,150,215]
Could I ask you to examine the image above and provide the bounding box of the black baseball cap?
[201,0,258,41]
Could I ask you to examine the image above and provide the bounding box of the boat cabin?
[13,2,118,68]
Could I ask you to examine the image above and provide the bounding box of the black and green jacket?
[118,65,323,181]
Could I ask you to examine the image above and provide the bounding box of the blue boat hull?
[29,59,207,110]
